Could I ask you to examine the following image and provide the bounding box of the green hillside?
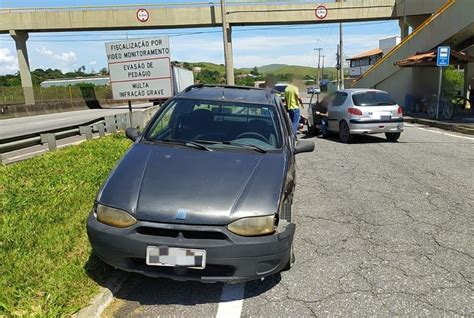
[273,65,317,77]
[171,61,339,84]
[185,62,226,74]
[243,64,288,73]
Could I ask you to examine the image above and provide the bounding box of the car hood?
[97,143,288,225]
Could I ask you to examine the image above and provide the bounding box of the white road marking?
[216,283,245,318]
[405,124,474,141]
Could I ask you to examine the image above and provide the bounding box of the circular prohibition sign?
[315,5,328,20]
[136,8,150,23]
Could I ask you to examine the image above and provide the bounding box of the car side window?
[320,93,335,110]
[148,102,177,137]
[332,92,348,107]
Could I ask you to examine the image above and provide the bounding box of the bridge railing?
[0,1,335,13]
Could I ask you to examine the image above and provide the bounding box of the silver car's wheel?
[339,121,352,143]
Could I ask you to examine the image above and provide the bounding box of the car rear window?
[352,91,396,106]
[273,85,287,93]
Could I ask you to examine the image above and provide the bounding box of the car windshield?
[145,98,282,151]
[352,91,396,106]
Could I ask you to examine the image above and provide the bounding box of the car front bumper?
[87,213,295,283]
[348,118,404,134]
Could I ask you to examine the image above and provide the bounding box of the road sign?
[437,46,450,67]
[136,8,150,23]
[315,5,328,19]
[435,46,450,119]
[105,37,172,100]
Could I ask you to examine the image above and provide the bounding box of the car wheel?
[339,121,352,143]
[385,132,401,142]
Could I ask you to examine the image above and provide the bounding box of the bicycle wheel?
[427,100,437,119]
[442,100,454,120]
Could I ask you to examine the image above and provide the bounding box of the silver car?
[311,89,404,143]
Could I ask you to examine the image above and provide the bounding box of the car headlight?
[227,215,276,236]
[95,204,137,228]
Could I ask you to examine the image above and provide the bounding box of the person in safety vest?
[284,80,304,136]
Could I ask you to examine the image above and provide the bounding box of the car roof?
[178,84,275,105]
[339,88,389,94]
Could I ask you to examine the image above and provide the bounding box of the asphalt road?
[102,123,473,317]
[0,102,152,140]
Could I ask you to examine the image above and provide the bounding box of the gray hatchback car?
[87,85,314,283]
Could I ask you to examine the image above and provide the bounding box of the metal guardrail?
[0,106,160,162]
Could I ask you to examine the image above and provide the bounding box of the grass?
[0,134,132,317]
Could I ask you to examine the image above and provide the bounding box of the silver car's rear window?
[352,91,396,106]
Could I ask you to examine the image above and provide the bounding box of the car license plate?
[380,114,391,120]
[146,246,206,269]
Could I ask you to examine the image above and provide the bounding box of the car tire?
[339,121,352,143]
[385,132,401,142]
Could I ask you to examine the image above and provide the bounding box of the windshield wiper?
[225,141,267,153]
[195,140,267,153]
[376,102,394,106]
[147,138,211,151]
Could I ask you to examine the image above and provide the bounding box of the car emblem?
[175,209,188,220]
[368,112,373,115]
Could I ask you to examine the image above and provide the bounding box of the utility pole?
[336,0,344,89]
[336,44,340,90]
[339,22,344,89]
[321,55,325,80]
[221,0,235,85]
[314,47,322,86]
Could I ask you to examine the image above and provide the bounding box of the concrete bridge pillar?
[399,18,409,39]
[221,0,234,85]
[10,30,35,105]
[405,15,430,31]
[464,46,474,108]
[223,25,235,85]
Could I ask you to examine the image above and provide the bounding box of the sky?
[0,0,401,75]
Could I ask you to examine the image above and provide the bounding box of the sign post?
[436,46,450,120]
[105,37,172,127]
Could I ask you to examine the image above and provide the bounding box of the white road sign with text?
[106,37,172,100]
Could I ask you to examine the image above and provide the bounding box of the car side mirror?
[295,140,315,154]
[125,127,140,141]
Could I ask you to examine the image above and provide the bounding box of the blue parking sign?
[437,46,450,67]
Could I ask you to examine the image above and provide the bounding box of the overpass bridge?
[0,0,449,105]
[352,0,474,104]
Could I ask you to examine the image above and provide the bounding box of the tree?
[251,66,259,76]
[99,67,109,76]
[442,66,464,98]
[196,70,221,84]
[183,62,191,70]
